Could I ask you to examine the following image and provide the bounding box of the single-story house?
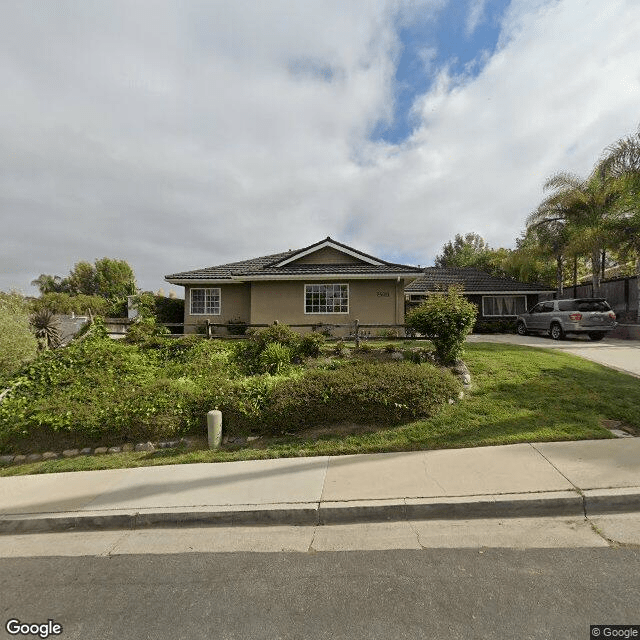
[165,239,555,334]
[405,268,554,320]
[165,237,424,335]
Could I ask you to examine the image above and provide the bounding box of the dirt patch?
[601,419,639,436]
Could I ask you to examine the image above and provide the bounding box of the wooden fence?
[104,318,431,346]
[162,320,424,347]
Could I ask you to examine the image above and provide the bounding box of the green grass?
[2,342,638,476]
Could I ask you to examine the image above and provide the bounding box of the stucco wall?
[183,283,251,334]
[249,279,404,333]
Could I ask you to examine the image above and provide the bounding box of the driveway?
[467,334,640,378]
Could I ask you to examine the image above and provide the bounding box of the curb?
[2,489,639,535]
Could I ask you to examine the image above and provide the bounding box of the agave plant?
[30,309,62,350]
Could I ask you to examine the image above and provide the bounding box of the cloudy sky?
[2,0,639,297]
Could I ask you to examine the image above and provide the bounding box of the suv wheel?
[516,321,528,336]
[550,322,564,340]
[589,332,606,341]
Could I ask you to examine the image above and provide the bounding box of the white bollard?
[207,410,222,449]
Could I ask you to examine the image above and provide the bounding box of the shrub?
[405,287,477,365]
[253,362,460,435]
[0,332,231,452]
[220,374,287,434]
[31,292,111,317]
[355,342,373,353]
[30,309,62,350]
[258,342,292,375]
[473,319,517,334]
[0,292,38,379]
[232,324,305,375]
[124,316,170,347]
[333,341,347,356]
[130,292,184,324]
[299,332,325,358]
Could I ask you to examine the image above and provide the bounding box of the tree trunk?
[573,256,578,297]
[591,250,601,297]
[556,255,564,298]
[601,250,606,281]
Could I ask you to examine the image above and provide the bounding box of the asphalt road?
[2,548,639,640]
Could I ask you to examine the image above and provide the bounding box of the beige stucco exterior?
[184,283,251,334]
[183,278,412,335]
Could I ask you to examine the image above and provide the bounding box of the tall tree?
[435,233,490,268]
[539,171,622,296]
[62,258,136,299]
[67,261,98,296]
[30,274,69,295]
[93,257,137,299]
[600,125,640,320]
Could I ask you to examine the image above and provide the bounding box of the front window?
[482,295,527,317]
[190,288,221,315]
[305,284,349,314]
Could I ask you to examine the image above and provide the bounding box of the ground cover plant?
[0,321,457,455]
[2,339,638,476]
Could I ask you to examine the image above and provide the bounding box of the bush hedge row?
[222,362,460,436]
[0,326,459,453]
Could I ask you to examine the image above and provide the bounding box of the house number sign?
[376,291,390,297]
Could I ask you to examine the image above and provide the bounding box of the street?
[1,517,639,640]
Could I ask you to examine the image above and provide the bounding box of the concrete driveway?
[467,333,640,378]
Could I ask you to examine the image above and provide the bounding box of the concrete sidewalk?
[1,439,639,534]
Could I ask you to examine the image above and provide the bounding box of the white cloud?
[466,0,487,36]
[1,0,640,295]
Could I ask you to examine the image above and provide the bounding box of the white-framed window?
[482,295,527,317]
[304,283,349,314]
[190,288,221,315]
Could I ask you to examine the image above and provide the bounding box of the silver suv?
[516,298,616,341]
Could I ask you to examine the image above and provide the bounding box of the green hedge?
[473,319,517,334]
[0,331,459,452]
[222,362,460,436]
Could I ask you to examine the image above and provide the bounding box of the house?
[164,237,424,335]
[405,268,554,320]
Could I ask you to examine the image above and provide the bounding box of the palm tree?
[539,170,623,297]
[599,126,640,320]
[30,309,62,350]
[30,274,68,295]
[526,190,578,297]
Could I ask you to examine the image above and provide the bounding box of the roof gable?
[165,236,423,283]
[271,238,384,267]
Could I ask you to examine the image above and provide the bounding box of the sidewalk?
[1,438,639,534]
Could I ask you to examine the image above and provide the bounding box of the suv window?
[575,300,611,312]
[558,299,611,312]
[541,302,554,312]
[529,303,543,314]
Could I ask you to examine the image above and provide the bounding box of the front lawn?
[2,342,636,476]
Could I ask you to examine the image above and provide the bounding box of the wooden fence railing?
[186,320,425,347]
[105,318,429,345]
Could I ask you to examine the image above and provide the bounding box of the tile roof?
[165,237,423,281]
[405,268,553,293]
